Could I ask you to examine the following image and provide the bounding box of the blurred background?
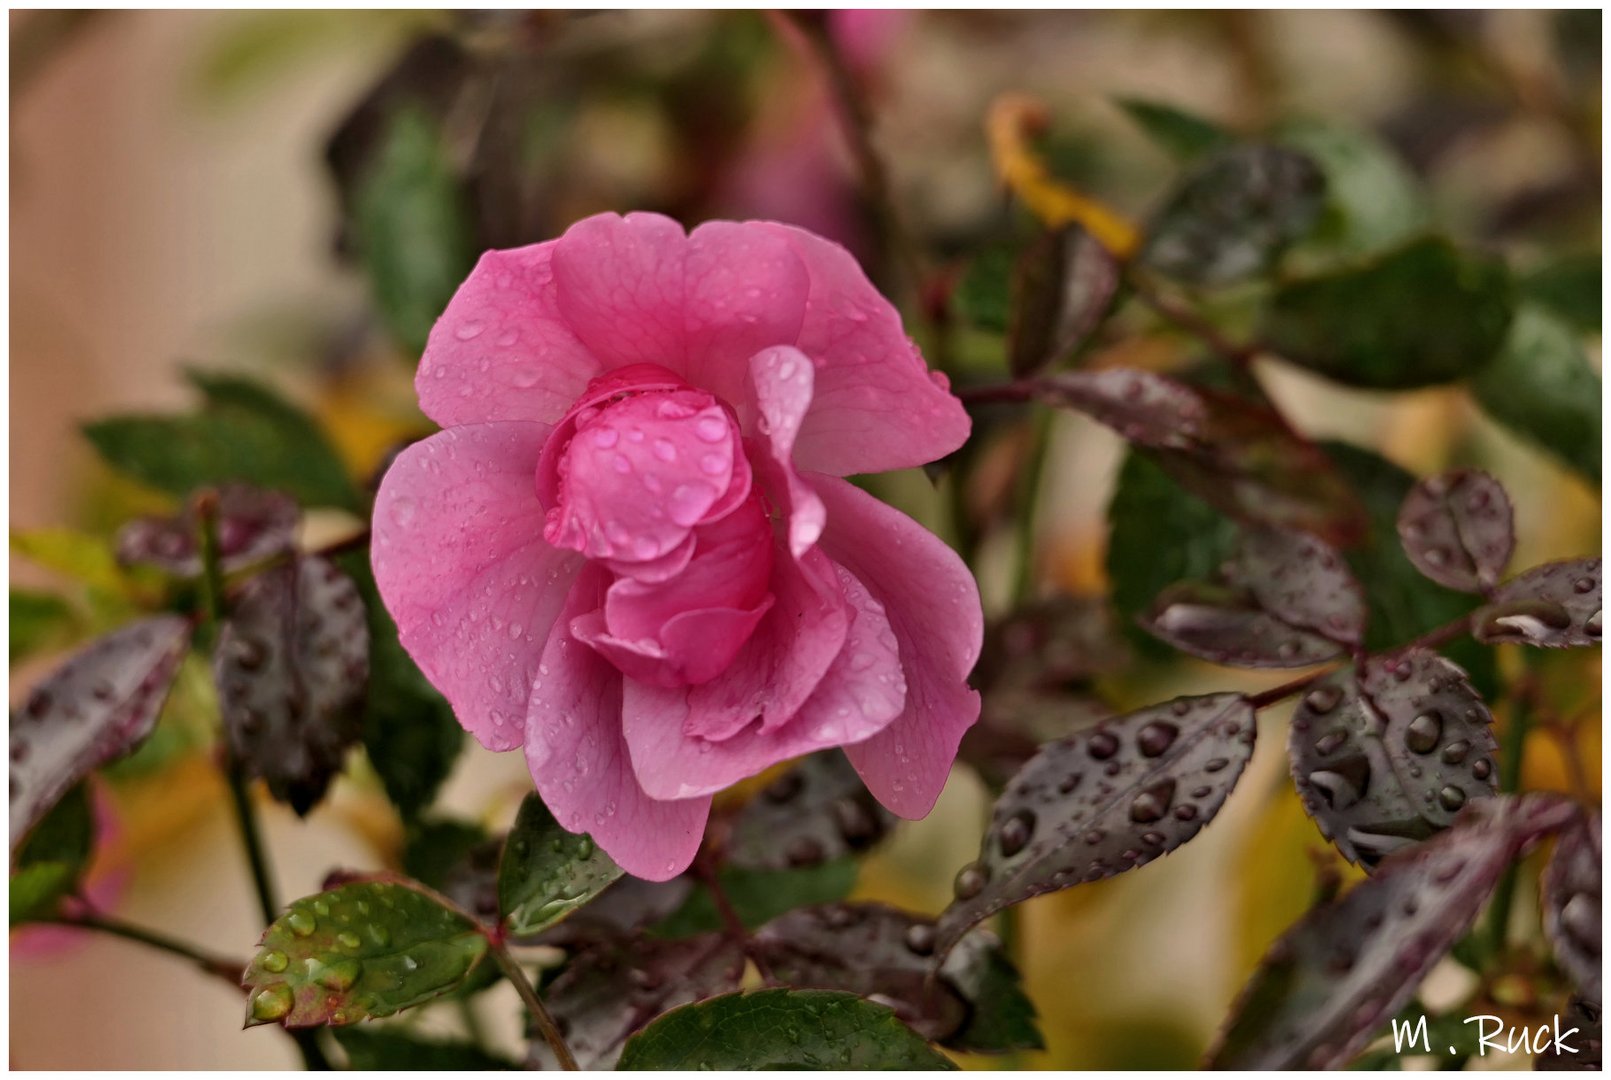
[9,8,1601,1069]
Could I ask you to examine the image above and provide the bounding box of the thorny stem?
[44,910,244,986]
[198,492,331,1072]
[491,940,579,1071]
[1246,612,1480,712]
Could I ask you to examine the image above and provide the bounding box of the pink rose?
[372,212,981,880]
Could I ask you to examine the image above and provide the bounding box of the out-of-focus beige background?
[10,9,1599,1069]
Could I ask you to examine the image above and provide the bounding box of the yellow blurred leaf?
[987,93,1141,259]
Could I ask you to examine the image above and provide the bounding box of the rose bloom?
[373,212,981,879]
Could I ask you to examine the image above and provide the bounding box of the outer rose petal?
[622,559,904,799]
[814,476,983,817]
[756,222,972,476]
[526,566,710,881]
[373,423,582,751]
[417,244,602,428]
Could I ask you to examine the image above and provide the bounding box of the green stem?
[1483,664,1537,959]
[1009,407,1054,606]
[197,491,330,1072]
[491,942,578,1071]
[46,911,243,985]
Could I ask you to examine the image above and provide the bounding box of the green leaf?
[83,371,360,510]
[1276,119,1431,258]
[333,1027,515,1070]
[617,989,958,1070]
[352,106,474,356]
[953,244,1015,335]
[651,859,858,938]
[1117,97,1232,161]
[10,589,77,665]
[242,877,489,1028]
[497,792,622,936]
[1105,450,1241,659]
[1471,305,1601,483]
[11,528,134,598]
[1520,253,1600,332]
[1262,237,1516,389]
[1322,442,1495,697]
[337,551,463,822]
[402,817,489,892]
[10,861,75,927]
[1142,144,1325,286]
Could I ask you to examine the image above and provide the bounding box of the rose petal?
[683,221,810,408]
[756,223,972,476]
[417,244,602,428]
[373,423,583,751]
[525,566,711,881]
[748,345,826,557]
[621,560,904,799]
[814,476,983,817]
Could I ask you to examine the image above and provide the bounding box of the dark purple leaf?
[115,485,298,578]
[727,751,894,872]
[935,693,1256,955]
[1143,580,1346,668]
[526,934,744,1070]
[1288,649,1498,869]
[960,690,1112,792]
[215,556,369,815]
[1542,812,1601,1003]
[1237,526,1367,647]
[1009,225,1120,377]
[1537,998,1602,1071]
[1041,369,1367,546]
[1208,794,1579,1069]
[1474,557,1602,648]
[1142,144,1326,287]
[1395,469,1515,594]
[535,875,695,949]
[10,616,190,851]
[975,595,1131,692]
[753,902,1042,1053]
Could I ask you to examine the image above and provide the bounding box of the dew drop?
[1128,780,1176,824]
[1087,731,1119,760]
[1136,720,1178,758]
[1404,711,1443,755]
[1437,785,1466,811]
[1303,685,1344,714]
[249,984,294,1022]
[999,810,1035,857]
[953,862,989,900]
[259,949,289,974]
[904,923,936,956]
[287,910,317,937]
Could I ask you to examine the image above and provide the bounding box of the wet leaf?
[333,1027,516,1070]
[1473,557,1602,649]
[242,877,489,1028]
[1009,225,1120,376]
[214,556,369,816]
[961,690,1112,792]
[351,106,474,356]
[1472,305,1602,484]
[1522,252,1601,333]
[651,860,858,939]
[115,485,298,578]
[727,751,895,872]
[1275,119,1430,258]
[1262,237,1515,389]
[974,595,1131,692]
[10,616,190,851]
[536,874,695,949]
[1116,97,1231,161]
[1542,811,1600,1003]
[617,988,958,1070]
[1143,580,1345,669]
[337,551,463,823]
[1288,649,1498,869]
[83,370,361,511]
[497,792,622,937]
[1238,526,1367,647]
[1142,144,1325,286]
[1106,451,1241,660]
[754,903,1042,1054]
[1046,370,1366,545]
[1395,469,1515,594]
[935,693,1257,955]
[10,589,77,665]
[527,934,744,1070]
[1208,795,1579,1069]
